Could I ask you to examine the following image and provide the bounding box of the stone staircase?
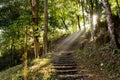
[53,52,88,80]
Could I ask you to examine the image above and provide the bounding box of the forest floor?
[52,31,110,80]
[0,31,120,80]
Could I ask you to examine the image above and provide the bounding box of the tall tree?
[80,0,86,30]
[43,0,48,54]
[102,0,120,49]
[115,0,120,18]
[23,26,28,80]
[30,0,40,58]
[94,0,102,24]
[76,15,81,30]
[89,0,94,40]
[61,17,68,30]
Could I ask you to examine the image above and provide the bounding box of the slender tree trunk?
[81,0,86,30]
[90,0,94,41]
[30,0,40,58]
[13,43,16,65]
[10,40,13,66]
[102,0,119,49]
[61,17,68,30]
[10,45,12,66]
[23,26,28,80]
[115,0,120,18]
[90,13,94,40]
[76,15,81,30]
[95,0,101,25]
[43,0,48,54]
[10,38,16,66]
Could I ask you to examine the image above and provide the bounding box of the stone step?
[58,59,74,61]
[58,74,84,80]
[53,58,75,64]
[53,63,77,66]
[53,59,75,63]
[53,61,75,64]
[58,74,88,80]
[58,55,73,57]
[60,53,73,55]
[53,66,77,70]
[58,58,74,60]
[56,55,71,57]
[58,56,73,58]
[56,69,78,74]
[58,57,73,59]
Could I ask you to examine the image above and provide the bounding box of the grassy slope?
[74,42,120,80]
[0,53,56,80]
[0,65,23,80]
[1,31,120,80]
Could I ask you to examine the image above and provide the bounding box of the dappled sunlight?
[28,58,55,79]
[30,58,50,71]
[0,5,3,8]
[93,15,98,26]
[40,64,55,80]
[82,15,97,32]
[0,0,120,79]
[56,28,67,34]
[85,24,91,30]
[56,30,85,52]
[0,57,56,80]
[0,29,2,35]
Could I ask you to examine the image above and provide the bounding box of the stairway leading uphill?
[53,52,88,80]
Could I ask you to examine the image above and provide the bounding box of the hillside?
[0,0,120,80]
[0,30,120,80]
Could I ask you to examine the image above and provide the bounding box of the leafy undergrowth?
[0,53,56,80]
[74,42,120,80]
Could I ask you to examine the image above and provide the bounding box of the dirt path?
[54,30,85,52]
[52,31,88,80]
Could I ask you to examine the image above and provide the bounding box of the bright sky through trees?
[93,15,98,25]
[0,30,2,35]
[0,5,3,8]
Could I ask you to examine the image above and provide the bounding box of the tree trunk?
[43,0,48,54]
[30,0,40,58]
[76,15,81,30]
[102,0,119,49]
[23,26,28,80]
[61,17,68,30]
[90,0,94,41]
[115,0,120,18]
[95,0,101,25]
[81,0,86,30]
[10,40,14,67]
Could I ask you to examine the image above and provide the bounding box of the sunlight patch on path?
[56,30,85,53]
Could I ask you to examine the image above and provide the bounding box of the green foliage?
[0,0,120,79]
[0,2,21,26]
